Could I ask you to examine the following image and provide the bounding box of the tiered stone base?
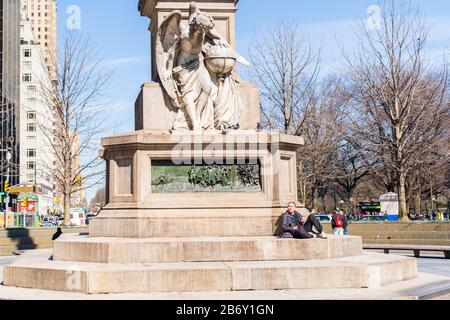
[52,235,363,263]
[3,235,417,294]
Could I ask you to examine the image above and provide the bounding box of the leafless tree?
[333,141,369,204]
[249,23,359,209]
[248,22,320,134]
[344,0,450,219]
[296,80,349,209]
[36,32,114,226]
[90,187,106,208]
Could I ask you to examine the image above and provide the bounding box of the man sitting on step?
[280,202,328,239]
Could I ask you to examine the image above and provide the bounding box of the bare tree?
[248,22,320,134]
[249,24,357,209]
[36,32,113,226]
[334,141,369,204]
[296,80,348,209]
[344,0,450,219]
[91,187,106,208]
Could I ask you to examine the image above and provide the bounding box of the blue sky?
[55,0,450,200]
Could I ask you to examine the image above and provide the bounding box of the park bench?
[363,244,450,259]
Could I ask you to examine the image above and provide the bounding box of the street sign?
[18,200,36,213]
[7,185,41,194]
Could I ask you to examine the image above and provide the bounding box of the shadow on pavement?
[6,228,36,252]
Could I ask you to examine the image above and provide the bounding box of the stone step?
[0,244,53,256]
[0,228,89,256]
[89,210,280,238]
[0,236,58,246]
[0,227,88,239]
[52,235,363,264]
[3,249,417,294]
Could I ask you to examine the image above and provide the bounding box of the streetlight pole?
[4,150,12,228]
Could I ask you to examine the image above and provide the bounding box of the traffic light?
[4,180,9,193]
[23,197,28,208]
[75,175,82,187]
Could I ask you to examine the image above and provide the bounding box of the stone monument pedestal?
[3,235,418,294]
[90,130,304,238]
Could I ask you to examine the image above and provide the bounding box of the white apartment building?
[19,10,54,215]
[20,0,57,81]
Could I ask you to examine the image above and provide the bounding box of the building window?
[27,149,36,158]
[22,73,32,82]
[27,112,37,120]
[27,123,37,132]
[22,61,32,70]
[27,86,36,95]
[23,49,32,57]
[27,174,35,183]
[27,136,37,146]
[27,98,36,107]
[27,161,36,170]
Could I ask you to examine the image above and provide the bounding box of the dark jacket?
[331,214,349,229]
[280,211,302,238]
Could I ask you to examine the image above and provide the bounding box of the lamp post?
[4,150,12,228]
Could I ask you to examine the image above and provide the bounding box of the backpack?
[335,215,344,228]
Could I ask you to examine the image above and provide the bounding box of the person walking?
[332,209,349,236]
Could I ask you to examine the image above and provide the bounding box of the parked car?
[360,215,387,222]
[40,216,59,227]
[315,214,332,223]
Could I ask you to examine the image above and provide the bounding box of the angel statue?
[156,1,250,132]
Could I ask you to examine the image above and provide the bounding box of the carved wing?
[156,11,182,101]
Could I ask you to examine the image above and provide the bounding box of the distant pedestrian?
[432,211,437,221]
[52,227,63,241]
[332,209,349,236]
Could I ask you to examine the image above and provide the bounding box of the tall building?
[20,0,56,81]
[19,8,54,215]
[1,0,21,195]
